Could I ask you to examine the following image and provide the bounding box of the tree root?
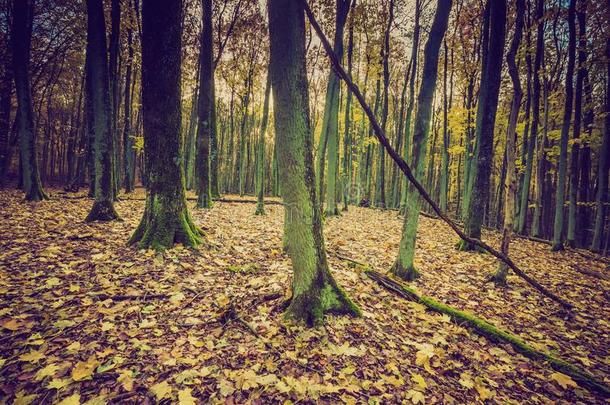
[365,269,610,398]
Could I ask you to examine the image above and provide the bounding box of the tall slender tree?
[390,0,452,280]
[11,0,47,201]
[254,71,271,215]
[85,0,119,221]
[195,0,214,208]
[492,0,524,284]
[517,0,544,234]
[458,0,506,251]
[551,0,576,251]
[317,0,350,216]
[129,0,202,249]
[590,33,610,252]
[268,0,360,325]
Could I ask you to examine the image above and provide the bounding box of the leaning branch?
[303,0,573,310]
[365,269,609,397]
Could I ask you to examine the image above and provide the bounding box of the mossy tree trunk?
[439,40,449,212]
[85,0,119,221]
[391,0,452,281]
[399,0,420,214]
[374,0,394,210]
[492,0,524,284]
[11,0,47,201]
[458,0,506,251]
[254,71,271,216]
[590,35,610,252]
[123,5,135,193]
[551,0,576,252]
[317,0,350,216]
[268,0,360,326]
[195,0,214,209]
[517,0,544,235]
[567,0,587,248]
[341,2,355,212]
[129,0,202,250]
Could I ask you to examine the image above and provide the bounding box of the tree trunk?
[109,0,120,198]
[123,1,135,193]
[129,0,202,249]
[11,0,47,201]
[551,0,576,251]
[391,0,452,280]
[374,0,394,210]
[492,0,524,284]
[439,40,449,212]
[195,0,214,208]
[268,0,359,326]
[399,0,421,214]
[342,0,356,212]
[317,0,350,216]
[590,34,610,252]
[458,0,506,251]
[566,0,587,247]
[255,71,271,215]
[85,0,119,221]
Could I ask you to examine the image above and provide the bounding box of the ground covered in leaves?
[1,188,609,404]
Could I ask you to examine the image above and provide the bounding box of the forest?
[0,0,609,402]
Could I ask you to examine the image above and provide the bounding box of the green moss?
[390,261,420,281]
[85,200,121,222]
[365,269,610,397]
[455,239,486,253]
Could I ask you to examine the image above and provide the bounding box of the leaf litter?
[0,188,608,403]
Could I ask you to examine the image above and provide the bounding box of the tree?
[590,33,610,252]
[374,0,395,209]
[316,0,350,216]
[129,0,202,249]
[567,0,587,247]
[11,0,47,201]
[517,0,544,235]
[458,0,506,251]
[122,0,135,193]
[268,0,359,325]
[254,71,271,215]
[492,0,524,284]
[390,0,452,280]
[551,0,576,252]
[85,0,119,221]
[399,0,421,214]
[195,0,214,208]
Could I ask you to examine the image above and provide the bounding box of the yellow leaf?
[218,379,235,397]
[47,378,71,390]
[170,292,185,304]
[459,372,474,389]
[150,380,172,401]
[101,322,115,332]
[1,318,22,331]
[46,277,61,287]
[83,395,107,405]
[411,373,427,391]
[550,372,578,389]
[66,342,81,352]
[71,357,99,381]
[36,363,60,381]
[406,389,425,404]
[118,370,134,391]
[19,349,45,363]
[415,344,436,373]
[178,388,197,405]
[14,390,37,405]
[56,393,81,405]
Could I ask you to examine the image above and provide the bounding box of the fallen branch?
[303,2,572,310]
[364,269,610,397]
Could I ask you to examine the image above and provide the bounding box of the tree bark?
[391,0,452,280]
[458,0,506,251]
[11,0,47,201]
[268,0,360,326]
[129,0,202,249]
[551,0,576,251]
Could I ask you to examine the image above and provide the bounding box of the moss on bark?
[86,200,121,222]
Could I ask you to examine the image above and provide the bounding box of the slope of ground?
[0,189,608,404]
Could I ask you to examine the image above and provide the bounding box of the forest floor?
[0,188,609,404]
